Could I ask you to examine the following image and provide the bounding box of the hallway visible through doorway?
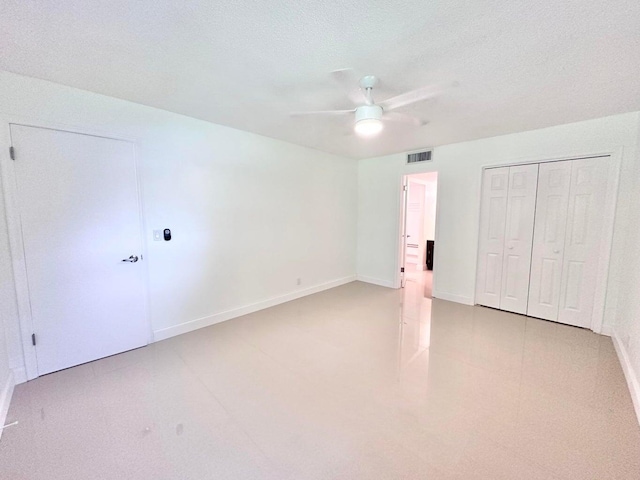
[401,172,437,298]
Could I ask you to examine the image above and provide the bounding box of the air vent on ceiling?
[407,150,432,164]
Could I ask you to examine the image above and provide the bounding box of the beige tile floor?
[404,267,433,298]
[1,280,639,479]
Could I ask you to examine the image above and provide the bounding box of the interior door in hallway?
[11,124,149,375]
[405,181,426,267]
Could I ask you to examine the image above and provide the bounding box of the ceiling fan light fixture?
[354,104,384,137]
[355,118,383,136]
[289,73,446,139]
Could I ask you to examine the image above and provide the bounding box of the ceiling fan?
[291,70,452,137]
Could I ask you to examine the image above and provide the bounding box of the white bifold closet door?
[475,167,509,309]
[475,165,538,314]
[527,161,572,321]
[477,156,610,329]
[499,164,539,314]
[528,157,609,327]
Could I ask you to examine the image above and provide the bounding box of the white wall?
[0,71,357,381]
[611,119,640,423]
[0,179,17,433]
[357,112,640,328]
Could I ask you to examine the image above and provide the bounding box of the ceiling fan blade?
[290,109,354,117]
[380,81,455,111]
[384,111,426,126]
[331,68,365,104]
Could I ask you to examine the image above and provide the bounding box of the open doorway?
[400,172,438,298]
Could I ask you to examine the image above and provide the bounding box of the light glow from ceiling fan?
[354,104,383,137]
[354,118,383,136]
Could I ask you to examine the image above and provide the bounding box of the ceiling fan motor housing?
[355,105,383,122]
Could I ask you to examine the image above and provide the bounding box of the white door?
[400,179,409,287]
[405,181,426,268]
[527,161,572,321]
[475,167,509,309]
[558,157,609,328]
[499,164,538,314]
[11,125,148,375]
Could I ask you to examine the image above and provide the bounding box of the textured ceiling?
[1,0,640,159]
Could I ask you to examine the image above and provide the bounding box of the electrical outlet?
[296,278,302,286]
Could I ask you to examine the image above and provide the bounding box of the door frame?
[0,114,152,381]
[473,148,623,335]
[395,170,440,292]
[399,176,409,288]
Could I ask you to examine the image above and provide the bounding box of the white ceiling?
[1,0,640,159]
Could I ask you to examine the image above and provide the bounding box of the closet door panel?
[476,167,509,308]
[558,158,609,328]
[499,164,539,314]
[527,161,572,321]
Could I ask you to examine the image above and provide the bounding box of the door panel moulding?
[473,149,622,335]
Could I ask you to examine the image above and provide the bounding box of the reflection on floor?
[404,266,433,299]
[1,281,639,479]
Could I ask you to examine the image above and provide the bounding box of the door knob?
[507,245,514,250]
[553,249,561,254]
[122,255,139,263]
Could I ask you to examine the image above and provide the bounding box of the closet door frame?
[473,148,622,334]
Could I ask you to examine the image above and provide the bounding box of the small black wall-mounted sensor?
[163,228,171,241]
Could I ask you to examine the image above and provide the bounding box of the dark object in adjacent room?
[426,240,435,270]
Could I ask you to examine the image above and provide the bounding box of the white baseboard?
[0,371,16,441]
[432,290,474,306]
[153,275,357,342]
[611,331,640,426]
[356,275,395,289]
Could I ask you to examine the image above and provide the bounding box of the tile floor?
[405,267,433,298]
[1,280,639,479]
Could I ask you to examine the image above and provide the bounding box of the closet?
[475,157,610,329]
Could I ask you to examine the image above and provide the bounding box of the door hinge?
[401,267,405,273]
[9,146,15,160]
[403,184,408,191]
[31,333,36,346]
